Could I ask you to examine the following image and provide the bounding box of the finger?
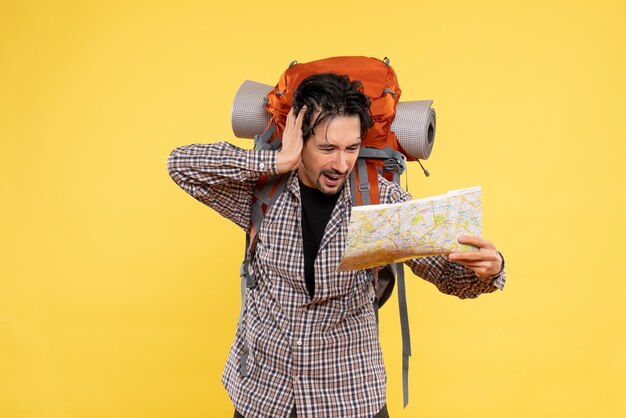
[449,251,502,274]
[458,235,495,249]
[449,258,498,275]
[452,260,490,269]
[295,105,307,129]
[448,250,498,262]
[286,107,296,129]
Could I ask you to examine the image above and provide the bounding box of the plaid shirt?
[167,142,506,418]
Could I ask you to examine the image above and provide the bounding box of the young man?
[168,73,505,418]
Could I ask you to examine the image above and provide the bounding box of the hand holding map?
[337,186,482,271]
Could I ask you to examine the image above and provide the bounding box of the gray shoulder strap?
[355,159,371,205]
[396,262,411,407]
[254,123,277,150]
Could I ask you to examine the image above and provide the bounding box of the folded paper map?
[337,186,482,271]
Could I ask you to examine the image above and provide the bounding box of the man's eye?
[347,147,359,153]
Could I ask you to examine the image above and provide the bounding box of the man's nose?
[332,152,350,173]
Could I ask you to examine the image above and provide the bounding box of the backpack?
[232,56,436,407]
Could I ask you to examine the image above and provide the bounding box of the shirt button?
[259,162,265,170]
[296,339,302,346]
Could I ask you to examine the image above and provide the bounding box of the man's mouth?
[321,172,344,187]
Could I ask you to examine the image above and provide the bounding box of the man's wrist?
[249,149,279,176]
[478,251,505,281]
[275,150,300,174]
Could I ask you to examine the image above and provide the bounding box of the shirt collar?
[285,170,353,207]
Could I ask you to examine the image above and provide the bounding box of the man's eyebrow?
[319,138,362,147]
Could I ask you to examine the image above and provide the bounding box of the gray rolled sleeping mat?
[231,80,436,161]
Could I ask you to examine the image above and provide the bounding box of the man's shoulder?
[377,175,412,204]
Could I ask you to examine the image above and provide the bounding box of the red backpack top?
[258,56,413,206]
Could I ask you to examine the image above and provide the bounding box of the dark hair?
[292,73,372,142]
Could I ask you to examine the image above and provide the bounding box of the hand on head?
[276,106,306,174]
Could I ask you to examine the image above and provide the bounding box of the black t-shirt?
[299,180,340,298]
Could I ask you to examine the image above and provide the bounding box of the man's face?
[298,115,362,195]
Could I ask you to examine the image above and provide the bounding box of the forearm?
[406,255,506,299]
[167,142,278,229]
[168,141,278,186]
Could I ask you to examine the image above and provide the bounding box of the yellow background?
[2,0,625,417]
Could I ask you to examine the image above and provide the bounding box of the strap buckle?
[246,274,257,289]
[384,158,406,175]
